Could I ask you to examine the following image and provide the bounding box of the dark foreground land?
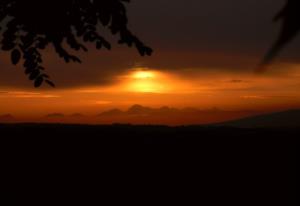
[1,123,300,143]
[1,124,297,205]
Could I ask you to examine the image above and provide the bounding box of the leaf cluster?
[0,0,152,87]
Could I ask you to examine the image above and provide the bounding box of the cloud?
[129,0,300,54]
[12,94,60,98]
[239,95,296,100]
[95,101,112,105]
[1,0,300,89]
[6,91,60,99]
[229,80,245,83]
[0,91,60,98]
[241,95,268,100]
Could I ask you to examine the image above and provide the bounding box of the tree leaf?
[11,49,21,65]
[102,41,111,50]
[0,0,152,88]
[45,80,55,88]
[29,69,40,80]
[34,76,44,88]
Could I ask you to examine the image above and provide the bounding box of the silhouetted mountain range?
[99,105,180,116]
[99,109,124,116]
[218,109,300,128]
[96,105,258,125]
[2,107,300,127]
[45,113,65,118]
[99,104,247,116]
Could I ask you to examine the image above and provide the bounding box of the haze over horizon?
[1,103,299,126]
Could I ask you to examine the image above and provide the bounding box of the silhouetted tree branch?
[1,0,299,87]
[262,0,300,66]
[0,0,152,87]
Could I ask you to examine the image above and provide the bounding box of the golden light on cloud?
[117,68,225,94]
[124,69,169,93]
[129,81,164,93]
[241,95,268,100]
[0,91,60,99]
[132,71,155,79]
[95,100,112,105]
[74,68,204,95]
[2,63,300,123]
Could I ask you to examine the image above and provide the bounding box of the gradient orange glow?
[125,69,167,93]
[1,63,300,125]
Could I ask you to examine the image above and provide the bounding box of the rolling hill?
[217,109,300,128]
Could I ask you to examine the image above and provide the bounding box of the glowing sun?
[132,71,155,79]
[127,70,166,93]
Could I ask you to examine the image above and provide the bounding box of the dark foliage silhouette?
[1,1,299,87]
[262,0,300,66]
[0,0,152,87]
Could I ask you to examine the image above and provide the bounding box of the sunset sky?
[1,0,300,124]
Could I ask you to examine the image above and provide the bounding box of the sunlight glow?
[123,69,208,94]
[126,70,166,93]
[129,81,164,93]
[132,71,155,79]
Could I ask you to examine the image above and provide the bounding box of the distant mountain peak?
[100,105,229,116]
[97,105,259,125]
[0,114,15,121]
[46,113,65,118]
[128,104,149,110]
[127,104,152,115]
[0,114,14,118]
[99,108,123,116]
[130,104,144,108]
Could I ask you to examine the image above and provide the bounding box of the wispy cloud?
[241,95,297,100]
[0,91,60,99]
[95,101,112,105]
[13,94,60,99]
[241,95,268,100]
[230,80,243,83]
[228,79,251,83]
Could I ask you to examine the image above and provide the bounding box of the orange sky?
[1,0,300,125]
[1,62,300,125]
